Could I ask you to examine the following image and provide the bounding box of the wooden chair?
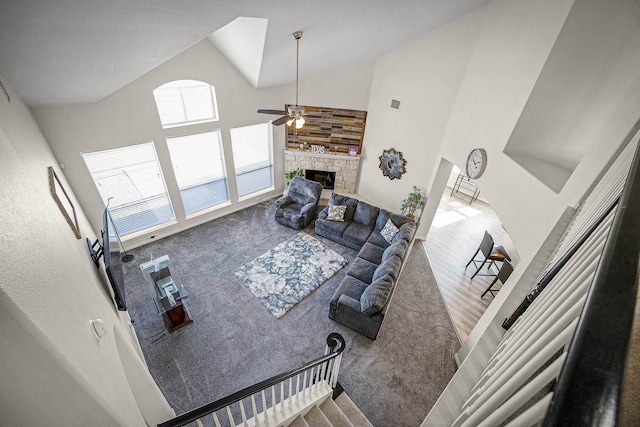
[465,231,511,279]
[481,260,514,298]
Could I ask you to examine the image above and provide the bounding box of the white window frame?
[81,142,175,238]
[166,130,230,215]
[230,122,275,199]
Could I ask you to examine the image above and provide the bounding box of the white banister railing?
[158,333,345,427]
[423,136,639,426]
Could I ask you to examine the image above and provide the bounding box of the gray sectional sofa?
[315,193,416,339]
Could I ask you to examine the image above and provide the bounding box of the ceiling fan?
[258,31,308,128]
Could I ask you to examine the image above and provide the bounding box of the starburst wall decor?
[379,148,407,180]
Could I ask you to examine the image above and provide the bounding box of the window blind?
[82,142,174,237]
[230,123,274,197]
[166,131,229,214]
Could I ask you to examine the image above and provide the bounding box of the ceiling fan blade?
[271,115,290,126]
[258,109,287,115]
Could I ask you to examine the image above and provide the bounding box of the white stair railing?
[158,333,345,427]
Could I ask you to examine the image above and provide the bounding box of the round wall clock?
[466,148,487,179]
[379,148,407,180]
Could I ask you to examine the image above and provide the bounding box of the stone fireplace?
[305,169,336,190]
[284,150,360,195]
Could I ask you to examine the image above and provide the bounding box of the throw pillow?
[330,193,358,220]
[380,218,399,243]
[326,204,347,221]
[360,274,394,315]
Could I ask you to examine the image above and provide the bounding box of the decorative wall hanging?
[48,166,81,239]
[379,148,407,180]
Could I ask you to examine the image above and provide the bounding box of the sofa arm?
[275,195,292,208]
[334,294,383,340]
[300,202,316,216]
[317,205,329,220]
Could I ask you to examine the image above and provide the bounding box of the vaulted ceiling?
[0,0,489,107]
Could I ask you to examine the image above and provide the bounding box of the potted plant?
[285,167,304,186]
[400,185,426,218]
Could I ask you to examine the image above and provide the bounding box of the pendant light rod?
[292,31,302,106]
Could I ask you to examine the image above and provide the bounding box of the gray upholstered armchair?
[275,176,323,229]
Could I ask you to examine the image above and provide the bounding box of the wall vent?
[390,99,401,110]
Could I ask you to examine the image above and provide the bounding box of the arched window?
[153,80,218,128]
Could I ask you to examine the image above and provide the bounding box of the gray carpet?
[122,199,459,427]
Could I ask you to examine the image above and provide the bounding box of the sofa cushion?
[375,209,413,231]
[365,230,390,248]
[347,257,378,284]
[372,254,402,283]
[380,219,399,243]
[360,274,394,315]
[288,190,312,206]
[326,204,347,221]
[353,201,380,226]
[358,242,386,265]
[329,193,358,221]
[343,222,375,247]
[315,217,350,237]
[382,240,408,263]
[392,221,416,244]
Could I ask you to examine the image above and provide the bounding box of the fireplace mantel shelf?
[284,149,360,160]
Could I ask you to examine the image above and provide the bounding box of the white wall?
[0,76,173,426]
[32,39,374,250]
[358,5,487,218]
[436,0,576,263]
[358,0,640,361]
[457,0,640,360]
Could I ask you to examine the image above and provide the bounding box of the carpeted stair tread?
[304,404,333,427]
[319,397,355,427]
[335,393,373,427]
[290,414,311,427]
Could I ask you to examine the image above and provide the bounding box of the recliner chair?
[274,176,323,229]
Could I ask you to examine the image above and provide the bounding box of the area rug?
[233,232,348,318]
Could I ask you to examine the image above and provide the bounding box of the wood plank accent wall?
[286,105,367,155]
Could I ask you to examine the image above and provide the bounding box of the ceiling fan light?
[295,117,305,128]
[286,117,295,127]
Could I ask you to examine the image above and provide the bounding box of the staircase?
[289,392,372,427]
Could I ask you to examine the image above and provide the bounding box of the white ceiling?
[0,0,489,107]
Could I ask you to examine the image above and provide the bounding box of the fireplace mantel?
[284,150,360,194]
[284,149,360,160]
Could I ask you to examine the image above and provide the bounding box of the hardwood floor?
[424,190,506,345]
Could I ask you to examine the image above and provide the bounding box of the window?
[82,143,174,237]
[230,123,274,197]
[153,80,218,128]
[166,131,229,214]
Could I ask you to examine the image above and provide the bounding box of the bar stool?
[481,260,514,297]
[466,231,511,279]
